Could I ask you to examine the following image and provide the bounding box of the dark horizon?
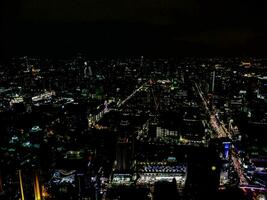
[2,0,267,59]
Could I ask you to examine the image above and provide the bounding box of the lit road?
[240,185,267,192]
[194,82,248,186]
[210,115,228,138]
[117,81,147,108]
[211,114,248,185]
[194,82,229,138]
[231,148,248,185]
[194,82,210,114]
[212,115,248,185]
[88,82,147,127]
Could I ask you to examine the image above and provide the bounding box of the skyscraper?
[115,138,133,171]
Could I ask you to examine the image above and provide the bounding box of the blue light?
[223,142,231,159]
[224,143,230,149]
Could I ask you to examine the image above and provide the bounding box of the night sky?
[2,0,267,58]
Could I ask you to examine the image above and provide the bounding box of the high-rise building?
[115,139,133,171]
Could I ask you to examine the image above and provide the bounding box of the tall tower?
[211,70,216,93]
[83,61,93,79]
[25,56,30,72]
[140,56,144,75]
[140,56,144,66]
[84,62,88,78]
